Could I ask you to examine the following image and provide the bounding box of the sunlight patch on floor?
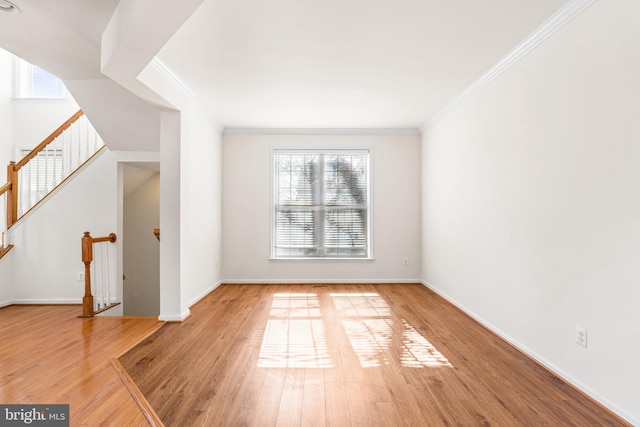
[257,293,333,368]
[256,291,452,369]
[400,319,452,368]
[331,293,453,369]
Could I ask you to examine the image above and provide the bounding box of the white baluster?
[52,137,58,187]
[35,155,41,201]
[17,165,24,217]
[76,123,81,169]
[85,117,90,156]
[67,129,72,175]
[26,162,32,210]
[105,242,111,306]
[44,147,49,195]
[101,244,106,309]
[100,244,106,310]
[90,251,97,311]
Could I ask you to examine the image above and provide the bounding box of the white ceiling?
[0,0,118,79]
[158,0,568,129]
[0,0,569,130]
[123,163,159,198]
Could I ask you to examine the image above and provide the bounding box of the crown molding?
[149,57,224,132]
[420,0,598,133]
[150,57,196,99]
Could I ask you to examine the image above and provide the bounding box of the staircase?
[0,109,105,260]
[80,231,120,317]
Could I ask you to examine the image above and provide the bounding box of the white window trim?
[13,57,69,101]
[270,147,374,261]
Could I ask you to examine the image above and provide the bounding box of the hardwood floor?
[119,284,629,427]
[0,304,163,426]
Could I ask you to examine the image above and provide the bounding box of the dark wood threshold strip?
[110,320,166,427]
[111,358,165,427]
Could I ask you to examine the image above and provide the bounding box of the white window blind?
[273,150,370,258]
[19,148,64,208]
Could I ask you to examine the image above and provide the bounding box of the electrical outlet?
[77,271,84,282]
[576,326,587,348]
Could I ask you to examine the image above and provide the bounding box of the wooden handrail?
[0,181,10,196]
[80,231,119,318]
[92,233,117,244]
[15,109,84,170]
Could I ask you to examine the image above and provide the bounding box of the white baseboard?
[421,280,638,426]
[11,298,82,305]
[189,280,223,308]
[221,278,422,284]
[158,308,190,322]
[0,299,11,308]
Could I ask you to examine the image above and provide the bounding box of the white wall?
[0,253,12,307]
[123,167,160,316]
[159,110,183,320]
[180,106,223,308]
[223,133,421,283]
[13,100,80,151]
[421,1,640,423]
[9,150,118,303]
[0,48,13,169]
[0,49,13,260]
[138,61,224,320]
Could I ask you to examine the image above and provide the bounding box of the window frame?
[13,57,68,101]
[270,148,373,261]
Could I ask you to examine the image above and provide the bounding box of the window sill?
[269,257,374,262]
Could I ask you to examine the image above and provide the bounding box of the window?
[272,149,371,259]
[14,57,67,99]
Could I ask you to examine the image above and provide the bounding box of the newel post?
[81,231,94,317]
[6,162,18,228]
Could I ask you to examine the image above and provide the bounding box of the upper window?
[272,149,371,259]
[14,57,67,99]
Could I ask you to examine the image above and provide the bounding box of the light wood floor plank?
[0,305,163,426]
[119,284,630,426]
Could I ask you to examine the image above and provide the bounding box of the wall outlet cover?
[576,325,587,348]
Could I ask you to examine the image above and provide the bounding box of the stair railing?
[2,109,105,232]
[16,109,105,219]
[2,109,104,258]
[81,231,120,318]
